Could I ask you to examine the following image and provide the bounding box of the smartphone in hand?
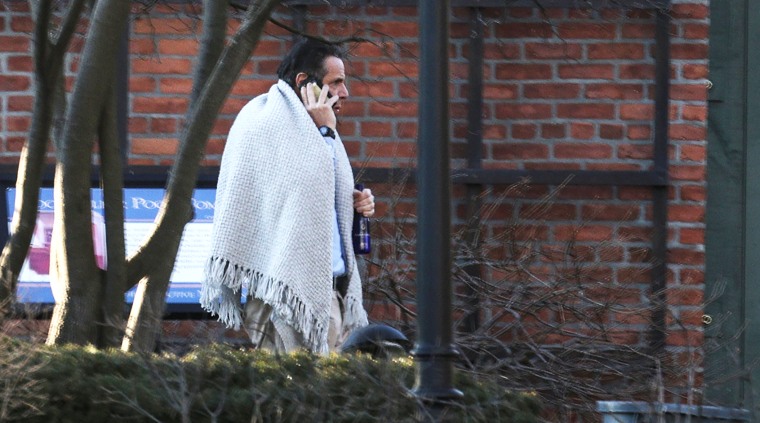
[299,77,332,99]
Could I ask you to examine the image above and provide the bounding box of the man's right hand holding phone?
[300,81,340,130]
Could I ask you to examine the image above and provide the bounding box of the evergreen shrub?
[1,339,541,422]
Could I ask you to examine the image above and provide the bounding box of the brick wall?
[0,0,709,398]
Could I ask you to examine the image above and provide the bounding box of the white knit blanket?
[201,80,368,353]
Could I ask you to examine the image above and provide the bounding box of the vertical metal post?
[648,8,670,354]
[412,0,463,416]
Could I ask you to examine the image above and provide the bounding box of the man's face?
[320,56,349,115]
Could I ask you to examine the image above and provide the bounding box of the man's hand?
[353,187,375,217]
[300,82,340,130]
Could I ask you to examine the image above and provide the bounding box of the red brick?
[620,104,654,120]
[252,40,285,57]
[683,24,709,40]
[622,23,655,39]
[512,123,537,139]
[231,79,273,95]
[669,205,704,223]
[570,122,595,140]
[369,102,417,118]
[682,64,708,80]
[367,61,418,78]
[680,185,705,202]
[555,143,612,159]
[558,64,614,79]
[588,43,645,60]
[256,59,280,75]
[372,21,418,38]
[541,123,566,139]
[558,23,616,39]
[520,203,577,220]
[211,119,233,136]
[620,64,655,80]
[618,144,653,160]
[132,58,193,74]
[524,83,580,99]
[555,225,613,242]
[133,18,199,35]
[495,104,552,119]
[670,165,704,181]
[627,125,652,140]
[557,104,615,119]
[481,84,518,99]
[0,75,30,91]
[352,81,395,98]
[494,22,553,38]
[671,4,709,20]
[132,97,189,114]
[131,138,179,155]
[10,15,33,32]
[6,116,30,132]
[482,124,507,140]
[361,121,392,137]
[159,78,192,95]
[0,36,29,52]
[600,124,624,139]
[492,143,548,160]
[150,118,178,134]
[525,42,582,59]
[670,124,706,141]
[679,145,706,162]
[7,55,32,72]
[582,204,640,221]
[397,122,417,138]
[129,117,149,133]
[130,38,156,55]
[481,42,520,60]
[7,96,33,112]
[679,228,704,245]
[671,84,707,101]
[682,105,707,121]
[671,43,708,60]
[679,268,705,285]
[130,77,158,93]
[367,141,416,158]
[495,64,552,80]
[586,84,644,100]
[158,39,199,56]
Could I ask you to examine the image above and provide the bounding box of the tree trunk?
[0,0,85,317]
[47,0,130,345]
[97,79,127,349]
[123,0,281,352]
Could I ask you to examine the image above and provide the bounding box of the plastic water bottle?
[352,183,371,254]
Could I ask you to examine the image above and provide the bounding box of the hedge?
[0,338,541,422]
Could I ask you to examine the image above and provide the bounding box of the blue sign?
[6,188,216,305]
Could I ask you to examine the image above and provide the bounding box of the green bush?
[1,339,541,422]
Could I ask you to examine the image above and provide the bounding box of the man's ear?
[295,72,309,88]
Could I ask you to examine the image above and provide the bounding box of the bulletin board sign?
[6,187,216,309]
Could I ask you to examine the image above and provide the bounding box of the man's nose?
[337,83,349,98]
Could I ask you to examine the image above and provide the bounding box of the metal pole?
[648,8,670,355]
[412,0,463,417]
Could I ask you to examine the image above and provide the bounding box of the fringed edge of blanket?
[201,256,328,353]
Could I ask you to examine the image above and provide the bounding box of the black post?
[648,8,670,355]
[412,0,463,418]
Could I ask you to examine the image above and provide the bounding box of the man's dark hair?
[277,38,346,91]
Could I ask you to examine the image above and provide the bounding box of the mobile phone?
[298,76,332,99]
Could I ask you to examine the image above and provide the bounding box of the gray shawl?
[201,80,368,353]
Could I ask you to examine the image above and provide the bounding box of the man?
[201,38,373,354]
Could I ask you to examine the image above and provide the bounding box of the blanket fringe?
[201,256,328,353]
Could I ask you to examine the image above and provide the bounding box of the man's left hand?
[353,188,375,217]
